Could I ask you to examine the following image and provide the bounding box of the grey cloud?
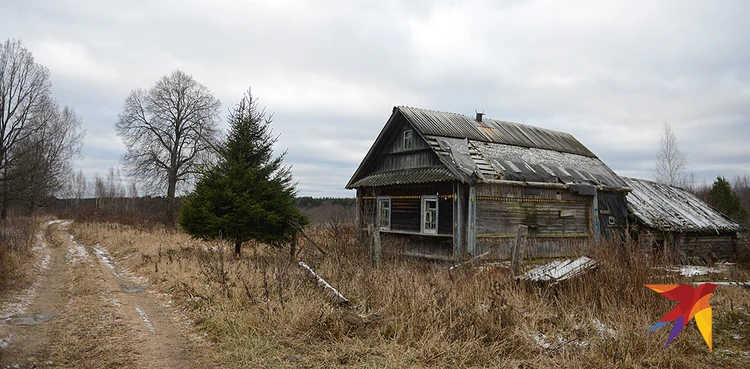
[2,0,749,197]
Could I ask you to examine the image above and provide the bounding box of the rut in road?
[0,220,208,368]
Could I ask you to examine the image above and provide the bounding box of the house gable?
[346,108,455,189]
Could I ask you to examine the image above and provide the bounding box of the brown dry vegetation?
[68,221,750,368]
[0,217,38,292]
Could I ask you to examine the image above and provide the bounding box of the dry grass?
[69,222,750,368]
[0,216,38,292]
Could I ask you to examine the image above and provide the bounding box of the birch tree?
[116,70,220,221]
[654,122,688,187]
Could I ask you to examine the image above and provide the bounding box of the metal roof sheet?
[623,177,743,233]
[349,166,456,188]
[398,106,596,157]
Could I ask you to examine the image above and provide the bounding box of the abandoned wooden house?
[346,106,631,261]
[623,177,744,263]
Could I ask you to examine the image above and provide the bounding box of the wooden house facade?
[623,177,744,263]
[346,107,631,261]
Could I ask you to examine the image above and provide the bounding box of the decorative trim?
[476,196,587,204]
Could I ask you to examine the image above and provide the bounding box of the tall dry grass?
[69,221,750,368]
[0,217,37,291]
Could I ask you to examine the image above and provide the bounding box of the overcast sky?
[2,0,749,197]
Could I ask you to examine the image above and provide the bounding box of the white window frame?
[402,130,413,150]
[421,195,438,234]
[377,196,391,231]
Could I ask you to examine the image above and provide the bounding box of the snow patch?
[591,318,617,340]
[135,304,155,333]
[40,254,50,271]
[531,332,589,350]
[93,247,119,277]
[0,333,11,350]
[660,265,721,277]
[67,243,88,263]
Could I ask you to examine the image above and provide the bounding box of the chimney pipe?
[475,110,485,122]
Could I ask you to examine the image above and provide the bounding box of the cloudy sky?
[2,0,749,197]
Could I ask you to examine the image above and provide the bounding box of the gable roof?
[347,106,629,190]
[623,177,744,233]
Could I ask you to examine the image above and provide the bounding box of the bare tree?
[654,122,688,187]
[115,70,220,221]
[4,96,83,213]
[0,38,53,218]
[94,172,105,209]
[74,169,87,203]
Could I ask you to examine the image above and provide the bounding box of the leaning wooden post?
[373,226,382,268]
[367,224,382,268]
[511,225,529,277]
[289,231,297,262]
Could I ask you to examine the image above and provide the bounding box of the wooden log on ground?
[298,261,349,306]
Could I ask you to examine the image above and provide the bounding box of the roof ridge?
[396,105,573,136]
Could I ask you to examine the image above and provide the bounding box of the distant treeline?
[295,196,355,209]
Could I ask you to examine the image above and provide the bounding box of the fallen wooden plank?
[298,261,349,306]
[522,256,597,283]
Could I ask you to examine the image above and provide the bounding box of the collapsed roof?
[624,177,744,233]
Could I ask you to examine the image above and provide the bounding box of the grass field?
[65,221,750,368]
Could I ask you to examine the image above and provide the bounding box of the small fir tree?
[179,90,308,255]
[708,176,749,227]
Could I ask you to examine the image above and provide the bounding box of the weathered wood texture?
[368,115,443,173]
[676,233,736,262]
[511,225,528,277]
[476,183,588,201]
[476,199,590,237]
[391,197,420,232]
[597,191,628,241]
[382,233,455,260]
[478,236,590,259]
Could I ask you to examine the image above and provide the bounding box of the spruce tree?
[708,176,749,227]
[179,90,308,255]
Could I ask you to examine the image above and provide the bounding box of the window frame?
[402,129,414,150]
[377,196,391,231]
[421,195,438,234]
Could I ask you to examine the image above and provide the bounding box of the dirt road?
[0,220,207,368]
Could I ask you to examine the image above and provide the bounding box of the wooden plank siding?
[473,183,593,259]
[476,199,590,238]
[676,233,736,263]
[391,197,420,233]
[373,150,442,172]
[477,237,590,259]
[370,115,443,173]
[474,183,591,238]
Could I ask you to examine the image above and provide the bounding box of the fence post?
[511,225,528,277]
[367,224,381,268]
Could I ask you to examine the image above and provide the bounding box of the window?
[402,130,413,150]
[422,196,438,234]
[377,197,391,231]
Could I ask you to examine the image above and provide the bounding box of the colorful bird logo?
[645,283,717,351]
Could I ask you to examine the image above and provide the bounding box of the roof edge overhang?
[346,107,402,189]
